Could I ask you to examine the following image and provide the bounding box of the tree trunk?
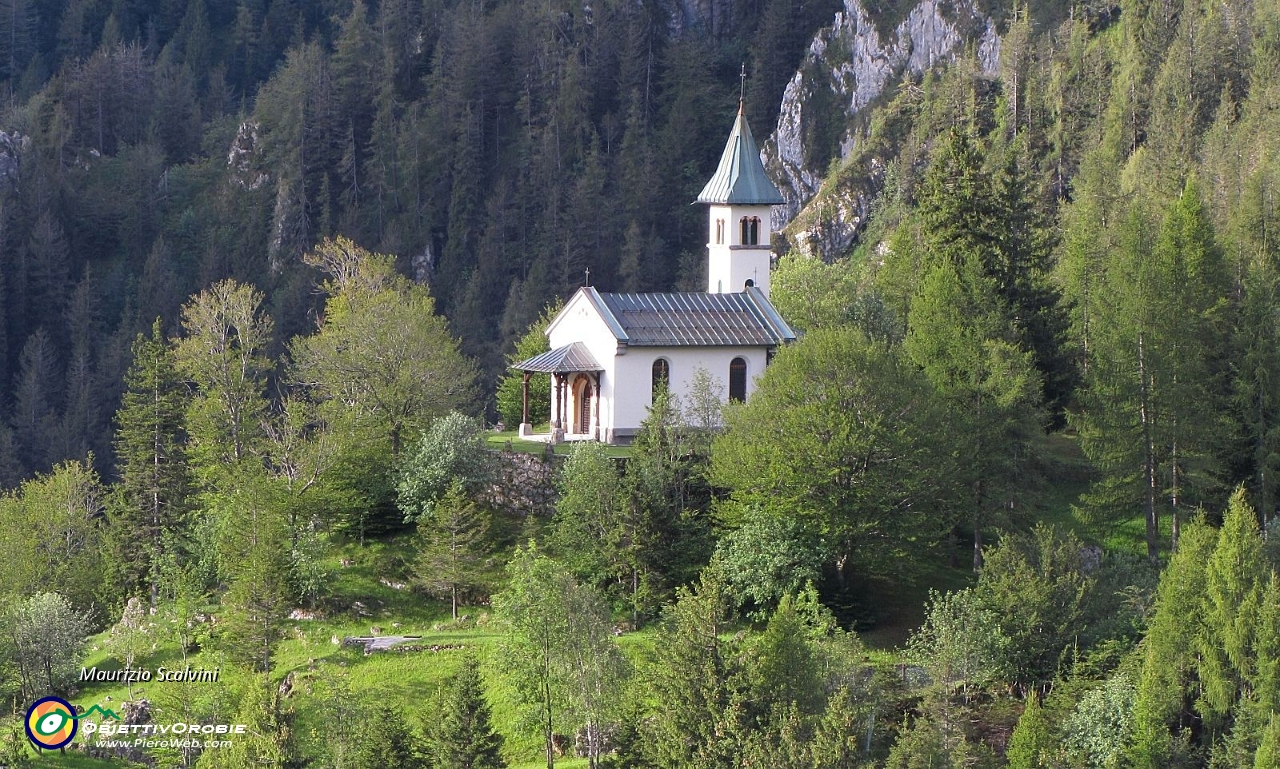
[1139,332,1159,565]
[972,481,984,572]
[1171,436,1180,552]
[972,520,984,572]
[544,636,555,769]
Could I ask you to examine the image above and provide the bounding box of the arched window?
[715,219,725,245]
[740,217,760,245]
[652,359,669,398]
[739,217,751,245]
[729,357,747,402]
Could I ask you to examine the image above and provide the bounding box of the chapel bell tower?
[696,88,785,297]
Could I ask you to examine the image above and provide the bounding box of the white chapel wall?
[611,346,769,433]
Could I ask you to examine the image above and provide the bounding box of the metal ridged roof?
[512,341,602,373]
[595,289,796,347]
[696,111,785,206]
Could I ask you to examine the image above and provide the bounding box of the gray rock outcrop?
[763,0,1001,255]
[0,130,26,191]
[227,121,268,190]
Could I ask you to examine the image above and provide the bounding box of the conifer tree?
[413,480,491,620]
[747,594,824,719]
[11,328,59,473]
[211,470,290,673]
[1246,575,1280,743]
[1200,488,1266,729]
[1256,716,1280,769]
[1006,693,1053,769]
[646,566,745,769]
[1078,182,1228,561]
[905,253,1043,570]
[1233,260,1280,530]
[0,0,37,82]
[550,440,626,589]
[198,675,290,769]
[1130,517,1217,767]
[431,656,505,769]
[352,705,423,769]
[110,318,191,604]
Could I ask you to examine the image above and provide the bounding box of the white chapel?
[513,105,796,444]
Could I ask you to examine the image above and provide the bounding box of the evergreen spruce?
[413,479,491,620]
[431,657,506,769]
[352,705,423,769]
[110,318,191,604]
[1006,693,1053,769]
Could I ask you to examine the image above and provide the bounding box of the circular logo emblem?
[25,696,78,750]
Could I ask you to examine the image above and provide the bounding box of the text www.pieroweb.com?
[92,737,232,749]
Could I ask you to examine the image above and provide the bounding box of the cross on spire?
[739,63,746,115]
[584,267,590,286]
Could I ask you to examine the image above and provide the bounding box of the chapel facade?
[512,106,796,444]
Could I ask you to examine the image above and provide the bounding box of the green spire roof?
[696,110,785,206]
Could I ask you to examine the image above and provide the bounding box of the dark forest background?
[0,0,840,482]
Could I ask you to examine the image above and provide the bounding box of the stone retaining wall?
[481,449,565,518]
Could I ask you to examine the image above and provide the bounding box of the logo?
[23,698,119,750]
[24,697,78,750]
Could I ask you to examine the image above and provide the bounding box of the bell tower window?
[715,219,725,244]
[739,217,760,245]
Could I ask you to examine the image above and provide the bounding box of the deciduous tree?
[174,279,273,473]
[1,592,90,699]
[397,411,491,524]
[293,238,477,458]
[492,544,626,769]
[712,326,943,582]
[495,301,561,428]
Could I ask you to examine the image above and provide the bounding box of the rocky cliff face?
[763,0,1001,256]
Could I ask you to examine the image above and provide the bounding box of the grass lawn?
[486,430,632,458]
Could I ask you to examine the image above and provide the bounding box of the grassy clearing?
[39,531,657,768]
[855,554,976,651]
[485,430,632,458]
